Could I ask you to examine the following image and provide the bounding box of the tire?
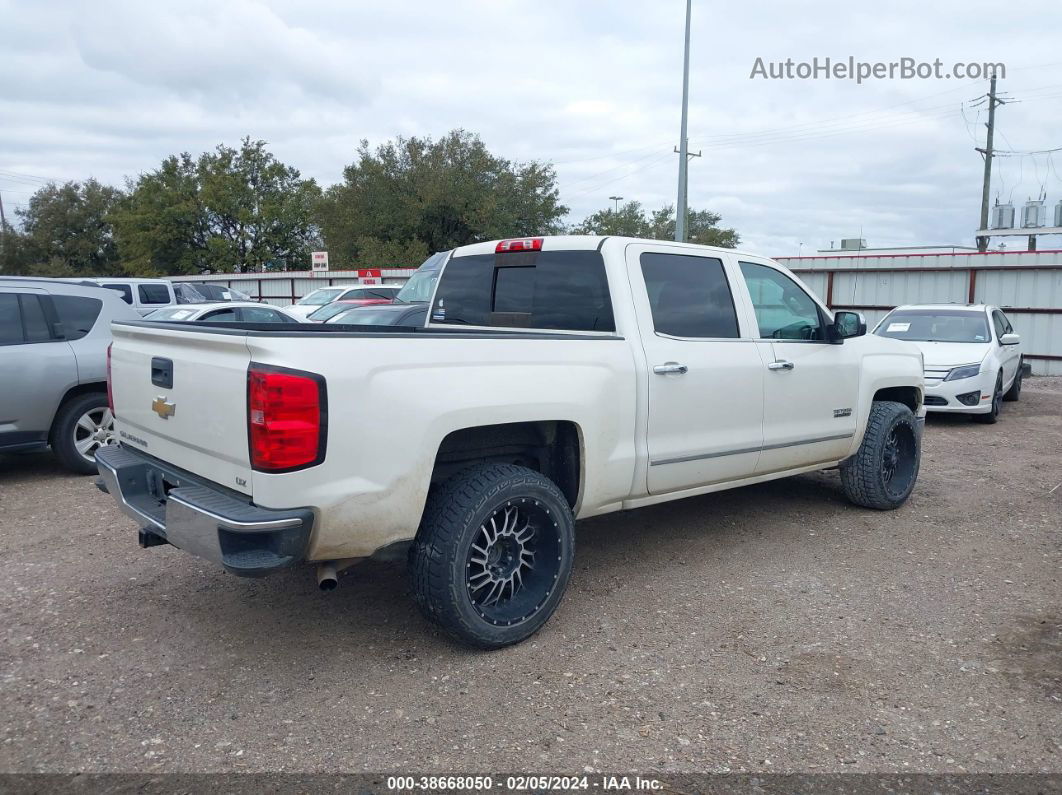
[50,393,115,475]
[840,400,920,510]
[1003,360,1022,402]
[409,463,575,649]
[972,373,1003,423]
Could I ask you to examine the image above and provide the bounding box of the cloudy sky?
[2,0,1060,256]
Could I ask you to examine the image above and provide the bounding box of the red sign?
[358,268,382,285]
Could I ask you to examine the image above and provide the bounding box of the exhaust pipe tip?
[316,562,338,592]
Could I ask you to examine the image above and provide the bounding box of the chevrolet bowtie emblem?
[152,396,176,419]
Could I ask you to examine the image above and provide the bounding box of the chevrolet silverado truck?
[96,237,925,648]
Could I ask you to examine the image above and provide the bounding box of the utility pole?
[674,141,701,236]
[675,0,692,242]
[0,190,6,257]
[976,71,1004,252]
[609,195,623,213]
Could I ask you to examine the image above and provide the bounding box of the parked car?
[0,277,140,473]
[143,302,302,324]
[289,285,400,318]
[86,278,189,316]
[326,303,429,326]
[175,283,255,303]
[97,237,925,648]
[873,303,1023,423]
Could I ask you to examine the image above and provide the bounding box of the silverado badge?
[152,396,176,419]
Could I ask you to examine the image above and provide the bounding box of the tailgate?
[109,322,253,495]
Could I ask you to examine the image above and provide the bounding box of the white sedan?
[873,304,1023,423]
[287,285,400,318]
[144,302,304,324]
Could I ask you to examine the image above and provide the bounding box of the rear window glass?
[51,295,102,341]
[240,306,292,323]
[431,250,614,332]
[102,284,133,304]
[138,284,171,304]
[200,308,238,322]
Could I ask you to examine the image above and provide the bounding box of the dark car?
[326,303,429,326]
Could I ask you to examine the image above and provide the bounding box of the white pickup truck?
[96,236,925,648]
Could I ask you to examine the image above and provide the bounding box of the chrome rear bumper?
[95,445,313,577]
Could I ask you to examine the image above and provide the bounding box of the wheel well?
[49,382,107,440]
[873,386,921,412]
[432,421,581,509]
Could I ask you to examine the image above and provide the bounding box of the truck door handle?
[767,360,795,371]
[653,362,689,375]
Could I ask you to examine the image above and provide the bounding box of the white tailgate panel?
[110,324,253,494]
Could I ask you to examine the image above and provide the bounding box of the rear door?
[109,323,254,493]
[735,260,860,474]
[626,244,765,494]
[0,290,78,443]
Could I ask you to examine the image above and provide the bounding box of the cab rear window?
[431,250,614,332]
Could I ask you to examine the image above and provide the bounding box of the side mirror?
[829,310,866,343]
[1000,332,1020,345]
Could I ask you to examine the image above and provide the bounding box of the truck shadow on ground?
[124,468,855,662]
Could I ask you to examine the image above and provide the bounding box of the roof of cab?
[451,235,772,261]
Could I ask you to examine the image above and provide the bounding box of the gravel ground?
[1,380,1059,775]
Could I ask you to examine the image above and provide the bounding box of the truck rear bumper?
[95,444,313,577]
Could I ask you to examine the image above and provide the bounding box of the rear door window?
[20,294,52,342]
[432,250,614,332]
[0,293,59,344]
[0,294,22,344]
[138,284,171,305]
[640,252,739,338]
[51,295,102,340]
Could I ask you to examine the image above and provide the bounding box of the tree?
[319,130,567,267]
[109,154,207,276]
[112,138,321,274]
[647,205,740,248]
[570,200,651,236]
[8,179,124,276]
[572,202,739,248]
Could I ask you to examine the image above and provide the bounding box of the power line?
[991,145,1062,156]
[565,151,674,198]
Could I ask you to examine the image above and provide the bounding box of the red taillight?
[106,343,114,413]
[496,237,543,253]
[247,366,326,472]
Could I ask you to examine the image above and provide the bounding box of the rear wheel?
[840,400,920,510]
[973,374,1003,423]
[51,393,115,475]
[1003,360,1023,402]
[409,463,575,649]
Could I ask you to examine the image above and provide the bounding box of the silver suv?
[0,277,141,473]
